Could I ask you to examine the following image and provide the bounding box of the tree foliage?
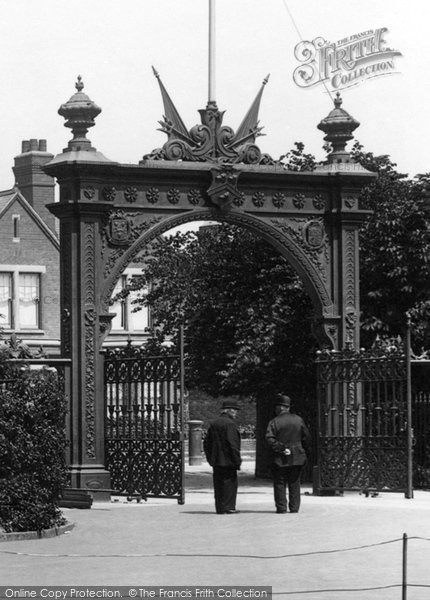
[352,141,430,349]
[278,142,317,172]
[0,367,68,532]
[127,225,317,400]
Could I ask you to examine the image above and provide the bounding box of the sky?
[0,0,428,188]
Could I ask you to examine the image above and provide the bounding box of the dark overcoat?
[203,413,242,469]
[266,412,311,467]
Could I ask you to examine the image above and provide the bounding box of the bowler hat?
[274,394,291,407]
[222,399,240,410]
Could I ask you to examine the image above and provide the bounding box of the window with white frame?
[110,271,149,332]
[0,267,43,330]
[0,272,12,327]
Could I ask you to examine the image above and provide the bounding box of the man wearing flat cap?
[203,399,242,514]
[265,394,311,513]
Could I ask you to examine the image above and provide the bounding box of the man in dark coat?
[203,400,241,514]
[265,394,311,513]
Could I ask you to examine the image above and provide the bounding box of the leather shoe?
[224,509,240,514]
[276,509,287,513]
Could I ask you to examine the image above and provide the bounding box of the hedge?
[0,367,68,533]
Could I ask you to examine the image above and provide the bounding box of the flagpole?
[208,0,216,104]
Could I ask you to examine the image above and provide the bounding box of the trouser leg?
[286,465,302,512]
[212,469,224,513]
[213,467,238,512]
[271,465,287,512]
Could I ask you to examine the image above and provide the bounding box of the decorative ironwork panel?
[104,344,183,502]
[105,439,182,498]
[316,349,407,492]
[412,363,430,490]
[318,437,407,491]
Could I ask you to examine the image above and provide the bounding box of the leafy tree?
[352,142,430,349]
[127,225,316,399]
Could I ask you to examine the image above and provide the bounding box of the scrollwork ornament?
[252,192,266,208]
[259,153,276,166]
[237,144,261,165]
[188,189,202,206]
[293,193,306,209]
[124,186,138,203]
[272,192,286,209]
[345,308,358,344]
[146,187,159,204]
[83,186,95,200]
[345,196,356,209]
[143,70,277,165]
[164,139,190,161]
[313,194,325,210]
[167,188,181,205]
[103,186,116,202]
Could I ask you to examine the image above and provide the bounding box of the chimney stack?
[13,139,56,233]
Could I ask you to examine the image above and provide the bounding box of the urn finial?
[58,76,102,152]
[317,93,360,163]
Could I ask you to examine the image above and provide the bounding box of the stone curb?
[0,521,75,543]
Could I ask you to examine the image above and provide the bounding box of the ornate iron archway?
[46,75,374,492]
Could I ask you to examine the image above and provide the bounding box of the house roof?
[0,189,17,214]
[0,187,59,250]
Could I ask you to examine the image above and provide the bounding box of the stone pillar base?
[68,464,111,501]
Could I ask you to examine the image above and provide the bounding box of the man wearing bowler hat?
[265,394,311,513]
[203,399,242,514]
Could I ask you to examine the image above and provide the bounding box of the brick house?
[0,140,60,354]
[0,139,149,355]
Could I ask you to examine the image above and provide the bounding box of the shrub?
[0,367,68,533]
[188,388,256,427]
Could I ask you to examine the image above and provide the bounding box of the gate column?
[45,78,116,492]
[49,201,113,492]
[318,92,372,350]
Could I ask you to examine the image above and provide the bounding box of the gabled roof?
[0,189,17,214]
[0,187,59,250]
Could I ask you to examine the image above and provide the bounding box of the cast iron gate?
[104,343,184,503]
[412,360,430,490]
[316,348,407,494]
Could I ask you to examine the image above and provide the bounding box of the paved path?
[1,461,429,600]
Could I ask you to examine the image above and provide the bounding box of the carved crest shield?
[107,215,131,246]
[207,164,241,212]
[304,220,324,248]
